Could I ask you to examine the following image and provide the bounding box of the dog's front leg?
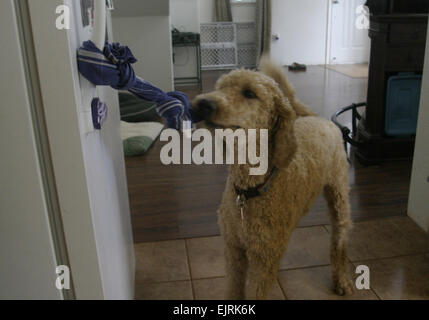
[225,242,248,300]
[246,248,283,300]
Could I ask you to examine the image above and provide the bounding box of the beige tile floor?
[134,216,429,300]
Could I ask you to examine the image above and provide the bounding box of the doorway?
[328,0,371,64]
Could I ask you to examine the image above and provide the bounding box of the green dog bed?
[121,121,164,157]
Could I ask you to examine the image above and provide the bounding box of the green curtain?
[215,0,233,22]
[255,0,272,63]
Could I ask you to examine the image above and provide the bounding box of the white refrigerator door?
[26,0,135,299]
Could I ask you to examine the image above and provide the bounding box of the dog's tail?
[260,56,316,117]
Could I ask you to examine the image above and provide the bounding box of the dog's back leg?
[323,172,354,296]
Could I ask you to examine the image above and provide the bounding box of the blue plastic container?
[385,73,422,136]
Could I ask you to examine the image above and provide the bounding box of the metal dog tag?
[236,195,245,227]
[236,194,245,208]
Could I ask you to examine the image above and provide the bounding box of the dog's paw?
[334,277,355,296]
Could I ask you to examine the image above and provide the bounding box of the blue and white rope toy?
[77,41,202,130]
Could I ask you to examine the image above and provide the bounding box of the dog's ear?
[272,90,298,169]
[261,56,316,117]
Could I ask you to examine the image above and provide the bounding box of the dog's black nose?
[197,99,217,119]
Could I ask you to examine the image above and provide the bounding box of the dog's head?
[193,68,297,168]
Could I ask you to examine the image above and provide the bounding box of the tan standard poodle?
[193,58,353,300]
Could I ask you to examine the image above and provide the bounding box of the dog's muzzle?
[195,99,218,120]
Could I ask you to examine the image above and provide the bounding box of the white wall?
[199,0,256,23]
[199,0,214,23]
[271,0,329,65]
[112,0,174,92]
[408,22,429,234]
[231,2,256,23]
[113,0,169,17]
[0,0,62,299]
[171,0,200,31]
[113,16,174,91]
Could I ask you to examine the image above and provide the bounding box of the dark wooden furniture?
[356,0,428,164]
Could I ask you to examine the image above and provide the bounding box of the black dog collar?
[234,166,279,202]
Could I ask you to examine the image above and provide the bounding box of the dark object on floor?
[119,93,159,123]
[288,62,307,72]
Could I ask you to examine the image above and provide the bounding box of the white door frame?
[325,0,334,65]
[27,0,135,299]
[408,19,429,234]
[27,0,105,299]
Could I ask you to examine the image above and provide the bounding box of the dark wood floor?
[126,67,413,243]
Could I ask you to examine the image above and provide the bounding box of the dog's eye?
[242,89,257,99]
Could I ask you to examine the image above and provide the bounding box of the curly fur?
[193,60,353,300]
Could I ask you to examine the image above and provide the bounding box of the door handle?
[92,0,106,51]
[333,0,339,4]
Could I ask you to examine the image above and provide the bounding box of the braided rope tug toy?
[77,41,202,131]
